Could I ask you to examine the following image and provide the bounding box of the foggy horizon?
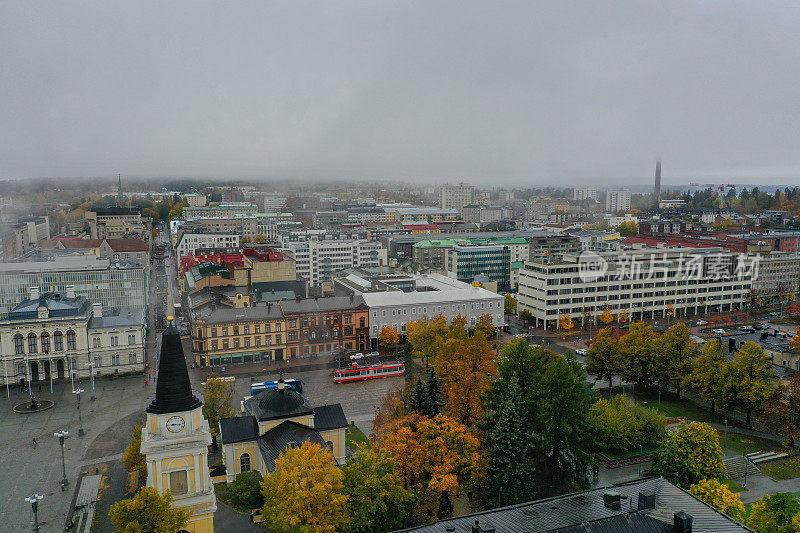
[3,1,800,186]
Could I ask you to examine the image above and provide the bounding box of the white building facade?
[283,240,387,286]
[175,233,241,258]
[0,292,145,387]
[605,189,632,212]
[517,246,754,330]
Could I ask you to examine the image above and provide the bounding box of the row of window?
[372,300,499,318]
[92,334,137,348]
[209,335,283,350]
[14,330,76,355]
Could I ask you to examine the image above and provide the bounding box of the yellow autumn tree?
[406,315,448,367]
[434,331,497,427]
[599,306,614,325]
[559,314,574,331]
[379,326,400,354]
[260,441,348,533]
[688,478,745,522]
[475,313,495,337]
[377,413,484,515]
[618,312,629,324]
[110,487,191,533]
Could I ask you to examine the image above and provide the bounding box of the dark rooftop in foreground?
[399,477,752,532]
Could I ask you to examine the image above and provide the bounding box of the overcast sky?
[2,1,799,186]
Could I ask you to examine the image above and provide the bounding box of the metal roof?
[75,474,102,508]
[401,477,752,533]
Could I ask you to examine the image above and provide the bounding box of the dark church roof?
[258,420,327,472]
[243,386,314,422]
[219,416,259,444]
[312,404,349,430]
[146,323,202,414]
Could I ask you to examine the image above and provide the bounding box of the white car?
[712,328,727,335]
[575,348,588,356]
[696,320,707,326]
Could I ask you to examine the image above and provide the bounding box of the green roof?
[511,261,525,270]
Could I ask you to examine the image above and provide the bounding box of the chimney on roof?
[92,302,102,318]
[29,286,40,300]
[673,512,693,533]
[602,490,621,510]
[637,490,656,510]
[66,286,75,298]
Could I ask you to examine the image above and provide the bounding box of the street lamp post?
[54,430,69,490]
[87,361,95,392]
[73,388,85,437]
[24,494,43,532]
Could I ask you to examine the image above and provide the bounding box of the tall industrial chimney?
[654,159,662,204]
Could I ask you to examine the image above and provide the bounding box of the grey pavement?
[0,376,154,532]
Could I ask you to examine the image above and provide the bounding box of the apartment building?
[439,183,475,212]
[281,296,370,357]
[183,192,207,207]
[263,195,287,212]
[191,304,287,366]
[384,206,460,224]
[359,273,505,341]
[751,252,800,305]
[283,239,387,286]
[182,203,259,218]
[517,246,754,330]
[175,232,241,258]
[573,187,598,202]
[446,244,511,290]
[605,189,632,212]
[0,257,147,318]
[85,207,149,241]
[0,292,145,386]
[13,216,51,255]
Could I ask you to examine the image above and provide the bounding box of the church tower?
[141,318,216,532]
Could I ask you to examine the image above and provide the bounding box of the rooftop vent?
[673,511,693,533]
[638,490,656,510]
[603,490,621,510]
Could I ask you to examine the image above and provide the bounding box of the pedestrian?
[32,437,37,447]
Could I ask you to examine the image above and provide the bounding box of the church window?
[240,453,251,473]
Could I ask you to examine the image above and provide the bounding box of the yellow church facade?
[219,380,348,483]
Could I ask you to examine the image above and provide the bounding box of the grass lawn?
[719,432,785,456]
[346,424,369,449]
[633,393,721,424]
[722,478,747,493]
[760,457,800,480]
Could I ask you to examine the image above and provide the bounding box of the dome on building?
[243,384,314,422]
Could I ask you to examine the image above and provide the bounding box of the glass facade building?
[0,257,147,318]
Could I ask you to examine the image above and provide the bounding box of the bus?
[334,360,405,383]
[250,378,303,395]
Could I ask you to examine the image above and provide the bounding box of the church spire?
[146,317,202,414]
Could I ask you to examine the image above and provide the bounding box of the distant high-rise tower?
[117,174,124,206]
[654,160,661,204]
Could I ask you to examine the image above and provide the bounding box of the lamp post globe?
[73,388,85,437]
[24,493,43,532]
[54,430,69,489]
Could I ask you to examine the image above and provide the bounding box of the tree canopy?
[109,487,191,533]
[650,422,725,488]
[260,441,348,533]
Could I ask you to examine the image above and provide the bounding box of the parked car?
[712,328,727,335]
[696,320,707,326]
[575,348,588,356]
[770,311,782,317]
[737,325,755,333]
[755,323,769,330]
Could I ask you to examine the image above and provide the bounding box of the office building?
[606,189,631,212]
[0,256,147,318]
[357,273,505,340]
[517,245,754,330]
[446,244,511,290]
[183,192,207,207]
[182,203,259,218]
[751,252,800,305]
